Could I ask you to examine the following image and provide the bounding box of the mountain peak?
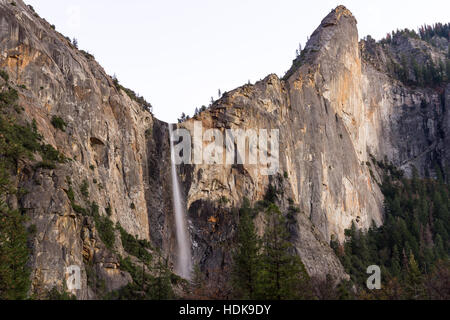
[330,5,356,22]
[284,5,358,79]
[317,5,357,31]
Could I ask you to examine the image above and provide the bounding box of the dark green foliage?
[85,262,107,297]
[0,201,31,300]
[71,204,88,216]
[391,54,448,87]
[0,87,18,106]
[381,24,450,46]
[109,255,175,300]
[117,257,140,285]
[112,76,153,113]
[0,70,8,82]
[45,287,76,300]
[231,196,312,300]
[27,224,37,235]
[333,163,450,299]
[35,160,56,170]
[93,211,115,250]
[80,50,94,60]
[0,77,66,300]
[90,202,99,216]
[80,179,89,198]
[177,112,189,123]
[219,196,229,205]
[40,144,66,164]
[66,186,75,202]
[418,23,450,43]
[256,204,311,300]
[0,84,53,299]
[231,198,261,299]
[51,116,66,132]
[263,184,280,204]
[117,223,152,264]
[0,118,41,169]
[378,25,449,87]
[191,264,205,293]
[148,255,175,300]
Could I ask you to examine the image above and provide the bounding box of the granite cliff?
[0,1,448,299]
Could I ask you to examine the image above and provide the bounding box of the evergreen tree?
[149,255,173,300]
[191,263,206,296]
[231,198,261,299]
[0,201,31,300]
[391,245,402,277]
[404,253,424,299]
[412,58,423,85]
[334,161,450,299]
[256,204,309,300]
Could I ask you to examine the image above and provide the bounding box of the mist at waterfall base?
[169,125,193,280]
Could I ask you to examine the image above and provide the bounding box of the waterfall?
[169,124,192,280]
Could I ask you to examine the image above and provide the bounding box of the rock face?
[0,0,161,299]
[0,1,448,299]
[178,7,381,284]
[360,37,449,179]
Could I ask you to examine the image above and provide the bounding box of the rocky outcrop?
[360,36,449,178]
[175,7,380,283]
[1,0,157,298]
[176,6,449,284]
[0,1,448,299]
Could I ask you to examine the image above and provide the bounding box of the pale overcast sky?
[25,0,449,123]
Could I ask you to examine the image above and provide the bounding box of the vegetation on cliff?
[375,23,450,87]
[332,162,450,299]
[0,75,63,299]
[230,196,313,300]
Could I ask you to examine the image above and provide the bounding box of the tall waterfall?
[168,124,192,280]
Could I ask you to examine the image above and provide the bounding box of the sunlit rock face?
[0,0,157,299]
[1,1,448,298]
[178,6,381,282]
[178,5,449,283]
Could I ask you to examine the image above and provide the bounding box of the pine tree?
[405,253,423,299]
[256,204,309,300]
[191,263,205,295]
[412,58,423,85]
[391,245,401,277]
[149,255,173,300]
[0,201,31,300]
[231,198,261,299]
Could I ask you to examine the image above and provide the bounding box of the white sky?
[25,0,449,123]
